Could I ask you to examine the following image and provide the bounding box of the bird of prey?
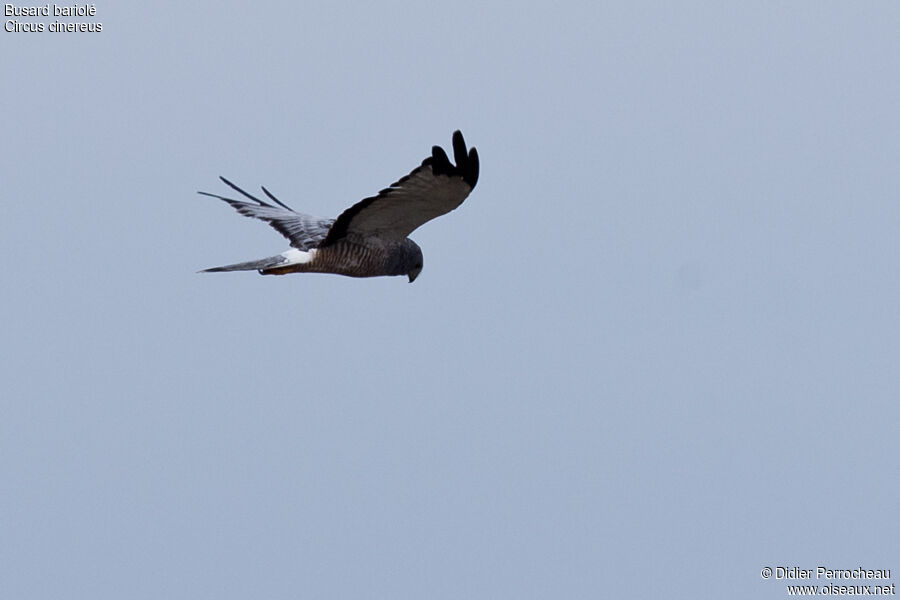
[198,130,479,283]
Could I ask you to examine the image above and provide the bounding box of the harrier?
[198,130,479,283]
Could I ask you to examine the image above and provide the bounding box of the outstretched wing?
[198,177,334,251]
[320,130,479,246]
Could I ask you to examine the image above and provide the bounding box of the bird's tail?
[200,255,287,273]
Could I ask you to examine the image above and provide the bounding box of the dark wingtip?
[217,176,271,206]
[452,130,467,165]
[429,130,478,189]
[431,145,453,176]
[196,177,233,200]
[261,185,294,211]
[466,147,479,189]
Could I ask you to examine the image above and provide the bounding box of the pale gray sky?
[2,2,899,598]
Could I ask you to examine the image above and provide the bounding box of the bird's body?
[251,236,422,278]
[198,131,478,283]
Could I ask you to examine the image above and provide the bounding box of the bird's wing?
[320,130,479,246]
[198,177,334,251]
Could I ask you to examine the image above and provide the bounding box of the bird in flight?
[198,130,479,283]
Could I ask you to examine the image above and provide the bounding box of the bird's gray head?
[407,260,423,283]
[406,241,423,283]
[387,239,423,283]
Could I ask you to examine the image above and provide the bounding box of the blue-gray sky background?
[2,2,898,598]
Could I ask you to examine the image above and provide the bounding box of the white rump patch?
[280,248,317,265]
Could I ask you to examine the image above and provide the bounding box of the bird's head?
[408,261,423,283]
[401,239,424,283]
